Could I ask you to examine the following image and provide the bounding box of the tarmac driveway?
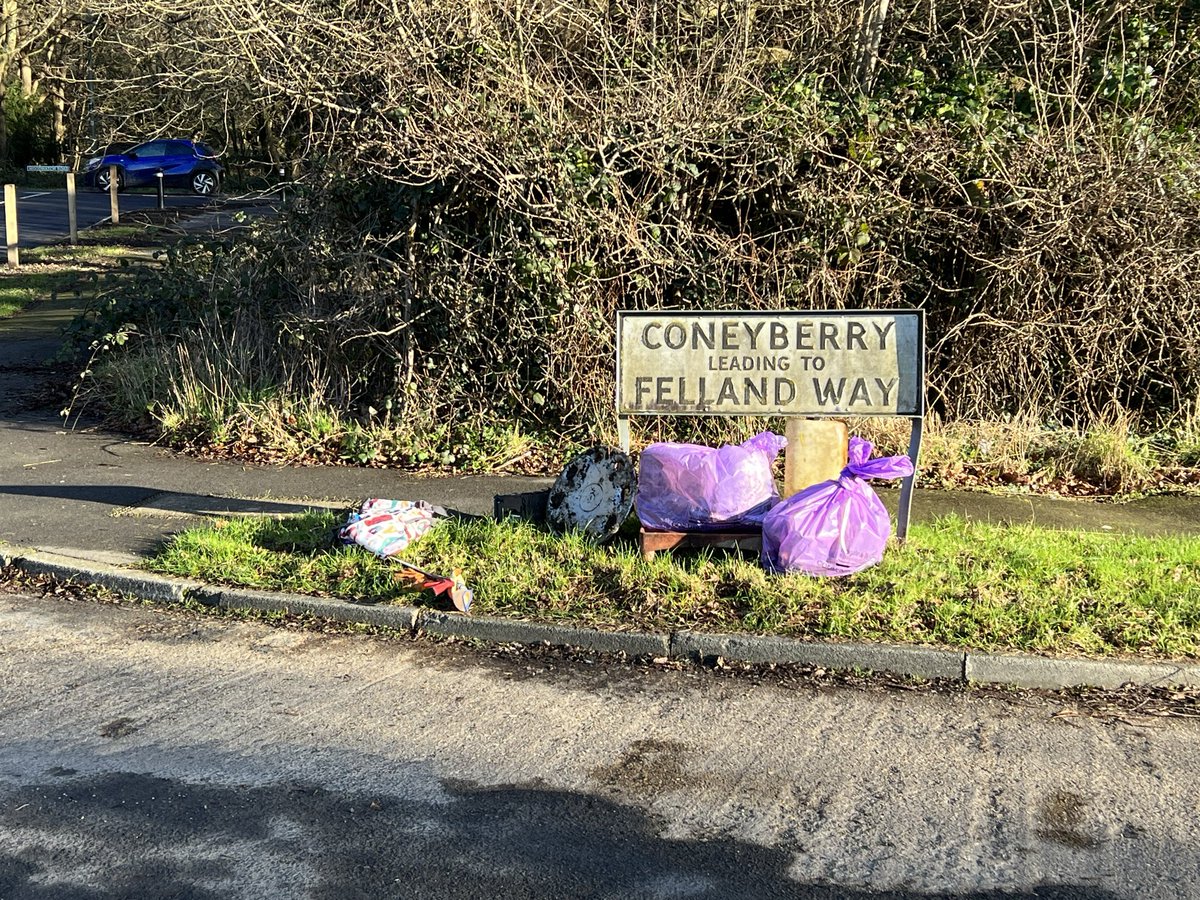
[0,188,213,247]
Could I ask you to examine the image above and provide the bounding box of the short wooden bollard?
[783,419,849,498]
[4,184,18,267]
[108,164,120,225]
[66,172,78,244]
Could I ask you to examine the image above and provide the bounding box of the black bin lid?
[546,446,637,543]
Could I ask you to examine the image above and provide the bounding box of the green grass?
[0,241,163,319]
[148,513,1200,659]
[24,243,156,263]
[77,224,163,243]
[0,271,70,318]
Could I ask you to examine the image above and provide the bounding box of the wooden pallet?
[639,527,762,561]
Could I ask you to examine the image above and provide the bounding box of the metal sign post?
[896,415,923,540]
[615,309,926,538]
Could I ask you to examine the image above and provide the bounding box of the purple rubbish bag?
[761,436,914,577]
[636,431,787,531]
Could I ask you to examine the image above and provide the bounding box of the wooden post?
[783,419,849,498]
[66,172,78,244]
[108,164,120,224]
[4,184,18,267]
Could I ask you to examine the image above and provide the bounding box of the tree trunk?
[259,110,280,168]
[0,96,7,164]
[855,0,890,88]
[52,82,64,161]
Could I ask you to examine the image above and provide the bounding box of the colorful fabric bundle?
[337,498,448,558]
[338,499,472,613]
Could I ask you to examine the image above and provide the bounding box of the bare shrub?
[72,0,1200,460]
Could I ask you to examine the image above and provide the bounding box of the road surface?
[0,590,1196,899]
[0,189,213,247]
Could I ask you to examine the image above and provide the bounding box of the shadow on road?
[0,770,1121,900]
[0,483,344,518]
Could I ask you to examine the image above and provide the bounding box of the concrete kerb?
[7,550,202,605]
[965,651,1200,690]
[4,547,1200,691]
[197,585,421,633]
[419,609,669,657]
[671,630,966,682]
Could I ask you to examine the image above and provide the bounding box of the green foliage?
[2,83,59,167]
[1098,15,1165,109]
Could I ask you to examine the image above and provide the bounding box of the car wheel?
[96,167,124,192]
[191,170,219,196]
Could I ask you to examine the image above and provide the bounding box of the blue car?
[84,139,223,196]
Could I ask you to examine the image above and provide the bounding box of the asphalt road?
[0,591,1197,899]
[0,189,212,247]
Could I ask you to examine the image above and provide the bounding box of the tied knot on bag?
[841,436,915,482]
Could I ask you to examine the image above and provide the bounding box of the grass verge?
[0,237,167,320]
[148,512,1200,660]
[0,270,67,318]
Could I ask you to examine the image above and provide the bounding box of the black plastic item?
[493,490,550,524]
[546,446,637,543]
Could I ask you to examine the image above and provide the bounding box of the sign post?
[616,309,926,537]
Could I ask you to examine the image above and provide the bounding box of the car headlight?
[84,157,102,171]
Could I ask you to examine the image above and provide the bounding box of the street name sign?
[617,310,923,417]
[615,309,926,537]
